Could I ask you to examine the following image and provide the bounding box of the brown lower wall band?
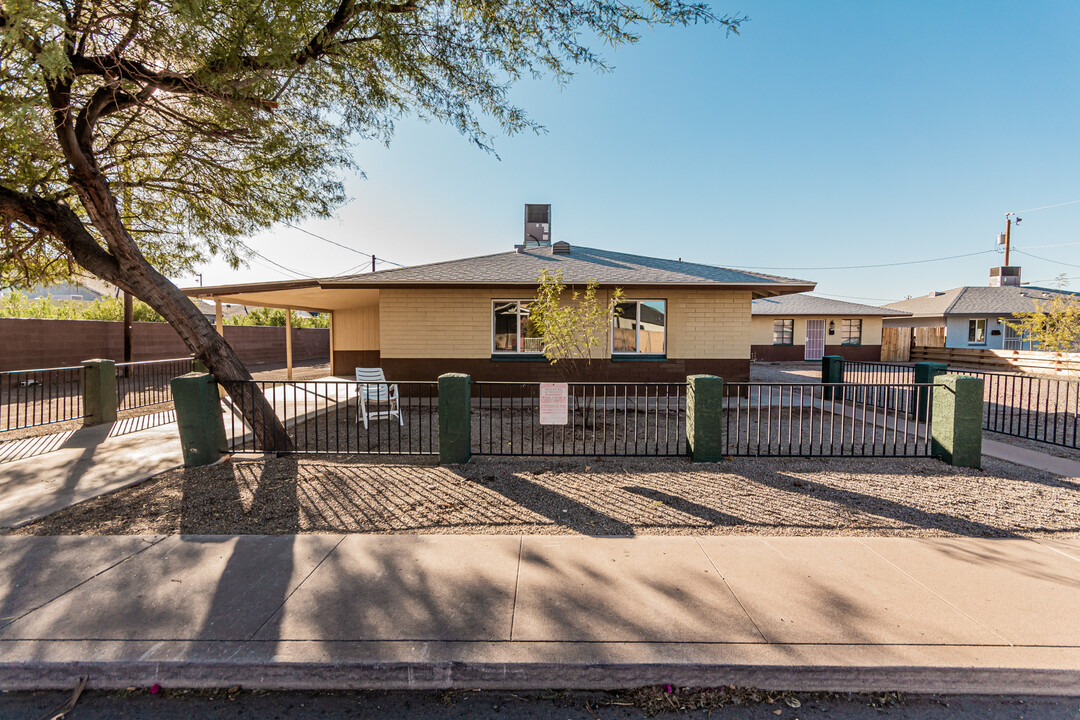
[751,345,882,363]
[373,357,750,383]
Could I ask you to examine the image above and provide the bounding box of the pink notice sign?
[539,383,568,425]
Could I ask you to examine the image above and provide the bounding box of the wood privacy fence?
[0,317,328,371]
[911,346,1080,375]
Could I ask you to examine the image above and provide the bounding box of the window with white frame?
[773,318,794,346]
[492,300,543,354]
[841,318,862,346]
[612,300,666,355]
[968,318,986,345]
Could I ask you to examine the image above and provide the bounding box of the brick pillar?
[81,359,117,426]
[931,374,983,468]
[171,372,228,467]
[821,355,845,399]
[687,374,724,462]
[915,361,948,422]
[439,373,471,464]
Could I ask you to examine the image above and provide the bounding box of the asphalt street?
[2,689,1079,720]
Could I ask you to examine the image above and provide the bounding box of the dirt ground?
[10,453,1078,539]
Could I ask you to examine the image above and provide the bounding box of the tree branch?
[0,185,122,283]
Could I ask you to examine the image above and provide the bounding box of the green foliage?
[1,0,744,288]
[1004,294,1080,356]
[227,306,330,328]
[529,269,626,380]
[0,291,166,321]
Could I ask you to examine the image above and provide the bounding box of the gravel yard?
[10,454,1078,538]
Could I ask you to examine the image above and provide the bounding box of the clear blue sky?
[188,0,1080,305]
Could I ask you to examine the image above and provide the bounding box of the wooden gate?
[880,327,911,362]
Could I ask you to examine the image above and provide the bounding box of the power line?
[239,242,317,279]
[730,249,995,272]
[283,222,405,268]
[809,291,898,303]
[1013,249,1080,268]
[1016,199,1080,214]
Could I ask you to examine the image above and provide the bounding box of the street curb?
[2,661,1079,695]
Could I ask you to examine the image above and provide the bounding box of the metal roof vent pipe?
[524,204,551,248]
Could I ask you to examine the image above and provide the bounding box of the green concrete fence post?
[686,374,725,462]
[439,373,471,464]
[171,372,228,468]
[931,374,983,469]
[914,361,948,422]
[81,359,117,425]
[821,355,845,400]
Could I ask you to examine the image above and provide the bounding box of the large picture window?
[613,300,666,355]
[841,319,862,346]
[773,319,794,346]
[492,301,543,354]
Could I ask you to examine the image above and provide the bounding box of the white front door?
[805,319,826,361]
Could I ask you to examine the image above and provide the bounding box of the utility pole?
[371,255,376,272]
[1003,212,1014,266]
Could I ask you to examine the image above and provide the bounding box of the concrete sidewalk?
[2,534,1079,693]
[0,413,183,529]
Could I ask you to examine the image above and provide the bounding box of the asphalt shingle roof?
[322,245,813,288]
[752,294,908,316]
[882,286,1080,317]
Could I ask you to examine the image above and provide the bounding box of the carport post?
[914,361,948,422]
[171,372,228,468]
[81,359,117,426]
[438,373,471,464]
[821,355,844,399]
[686,374,724,462]
[285,308,293,381]
[931,374,983,468]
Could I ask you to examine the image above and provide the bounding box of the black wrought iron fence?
[226,380,439,455]
[722,382,933,457]
[471,382,686,456]
[115,357,192,411]
[843,360,915,385]
[949,369,1080,448]
[0,366,85,432]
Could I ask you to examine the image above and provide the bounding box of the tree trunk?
[93,247,294,453]
[0,185,292,452]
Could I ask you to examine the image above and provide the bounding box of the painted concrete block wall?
[332,303,380,351]
[749,316,884,347]
[378,286,753,360]
[945,316,1007,350]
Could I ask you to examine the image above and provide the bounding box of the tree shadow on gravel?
[180,456,300,534]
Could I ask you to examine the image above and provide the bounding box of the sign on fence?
[539,382,568,425]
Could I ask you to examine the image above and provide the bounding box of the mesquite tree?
[0,0,743,447]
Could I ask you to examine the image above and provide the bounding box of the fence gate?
[471,382,687,456]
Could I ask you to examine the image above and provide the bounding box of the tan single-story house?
[187,240,814,382]
[751,294,909,362]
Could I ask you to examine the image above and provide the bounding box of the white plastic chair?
[354,367,404,428]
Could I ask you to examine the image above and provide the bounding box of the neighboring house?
[882,282,1080,351]
[186,234,814,382]
[751,294,909,362]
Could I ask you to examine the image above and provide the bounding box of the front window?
[613,300,666,355]
[968,318,986,345]
[492,300,543,353]
[841,319,862,346]
[773,319,794,346]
